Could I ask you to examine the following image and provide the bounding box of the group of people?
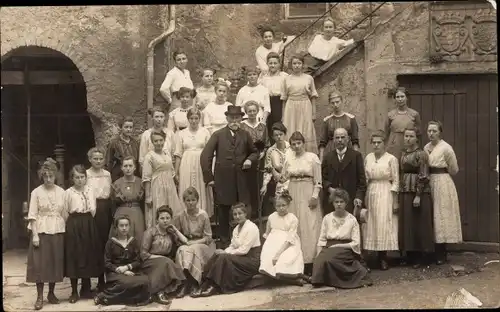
[24,16,463,310]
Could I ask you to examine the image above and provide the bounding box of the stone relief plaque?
[430,1,497,62]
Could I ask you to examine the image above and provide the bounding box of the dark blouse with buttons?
[104,237,142,273]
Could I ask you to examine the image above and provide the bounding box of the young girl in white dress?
[167,87,196,132]
[203,81,232,135]
[259,190,306,286]
[194,69,216,111]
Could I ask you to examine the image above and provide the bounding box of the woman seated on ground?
[311,189,372,289]
[259,190,306,286]
[140,205,186,305]
[172,187,216,298]
[94,216,150,306]
[192,203,261,298]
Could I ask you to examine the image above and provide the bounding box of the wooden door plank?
[432,79,445,139]
[443,80,457,147]
[420,79,435,142]
[489,76,499,243]
[455,91,469,241]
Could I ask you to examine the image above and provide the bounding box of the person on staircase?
[159,51,194,112]
[167,87,196,132]
[255,27,285,76]
[235,66,270,124]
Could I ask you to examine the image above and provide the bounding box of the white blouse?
[424,140,459,175]
[167,106,192,132]
[225,220,261,255]
[86,168,111,199]
[308,34,354,61]
[317,212,361,254]
[138,127,177,167]
[203,101,232,134]
[195,85,216,111]
[27,185,66,234]
[159,67,194,104]
[259,71,289,96]
[235,84,271,122]
[64,186,97,217]
[255,42,282,73]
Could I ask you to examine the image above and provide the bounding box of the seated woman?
[140,206,186,305]
[172,187,216,298]
[259,190,306,286]
[192,203,261,297]
[94,216,150,306]
[311,189,372,289]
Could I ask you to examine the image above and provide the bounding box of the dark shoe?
[311,283,324,288]
[34,297,43,310]
[154,292,171,305]
[190,285,201,298]
[80,289,94,299]
[47,293,60,304]
[176,283,191,299]
[199,285,219,297]
[380,259,389,271]
[69,293,79,304]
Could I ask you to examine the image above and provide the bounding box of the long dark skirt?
[95,199,113,252]
[399,192,435,253]
[97,271,150,305]
[109,205,146,244]
[64,213,104,278]
[303,53,327,75]
[267,96,283,144]
[26,233,64,283]
[311,247,368,289]
[141,256,185,294]
[204,246,261,294]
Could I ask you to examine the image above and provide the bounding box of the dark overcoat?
[321,148,367,215]
[200,126,259,206]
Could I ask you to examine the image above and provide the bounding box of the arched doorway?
[1,46,95,249]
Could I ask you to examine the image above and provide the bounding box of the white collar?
[336,147,347,155]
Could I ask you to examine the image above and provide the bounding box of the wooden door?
[398,74,498,243]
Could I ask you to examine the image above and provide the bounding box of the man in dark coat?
[200,105,259,247]
[321,128,367,216]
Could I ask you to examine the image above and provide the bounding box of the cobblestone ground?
[3,249,499,311]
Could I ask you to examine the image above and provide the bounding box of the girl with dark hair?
[167,87,197,132]
[255,27,286,75]
[63,165,104,303]
[159,51,194,111]
[203,81,233,135]
[236,66,271,124]
[106,116,140,182]
[194,68,217,111]
[26,158,66,310]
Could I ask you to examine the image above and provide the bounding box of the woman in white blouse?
[303,17,354,75]
[203,81,233,135]
[167,87,196,132]
[159,51,194,112]
[255,27,285,75]
[311,189,372,289]
[26,158,66,310]
[64,165,104,303]
[236,66,271,124]
[191,203,261,297]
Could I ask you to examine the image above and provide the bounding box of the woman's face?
[232,207,247,224]
[290,139,305,153]
[395,91,407,107]
[116,219,130,237]
[157,212,172,229]
[262,31,274,46]
[404,130,418,147]
[179,93,192,108]
[267,57,280,73]
[152,111,166,128]
[245,104,259,120]
[42,171,56,186]
[202,70,214,86]
[427,124,441,141]
[371,136,385,153]
[275,198,289,216]
[121,159,136,176]
[329,95,342,114]
[188,114,201,128]
[272,130,285,143]
[89,152,105,169]
[323,20,335,36]
[121,121,134,137]
[215,86,227,100]
[291,58,303,73]
[175,53,188,69]
[333,197,347,212]
[72,170,87,188]
[247,72,259,85]
[151,134,165,151]
[184,195,198,211]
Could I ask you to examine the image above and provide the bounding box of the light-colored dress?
[262,142,292,195]
[281,73,319,154]
[159,66,194,111]
[424,140,462,243]
[363,152,399,251]
[235,84,271,122]
[174,127,213,217]
[142,151,183,229]
[138,127,176,168]
[259,212,304,278]
[283,151,322,263]
[173,210,216,284]
[195,85,216,111]
[308,34,353,61]
[203,101,232,135]
[385,108,421,161]
[167,106,193,132]
[255,42,282,73]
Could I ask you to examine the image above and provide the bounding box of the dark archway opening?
[1,46,95,249]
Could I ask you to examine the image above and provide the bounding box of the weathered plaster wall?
[0,5,168,146]
[364,2,497,152]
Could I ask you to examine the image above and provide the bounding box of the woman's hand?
[116,265,128,274]
[166,224,176,234]
[392,201,399,214]
[259,152,265,160]
[413,196,421,208]
[145,195,152,205]
[123,270,135,276]
[260,185,267,196]
[214,249,225,255]
[308,197,318,209]
[186,240,194,246]
[32,234,40,248]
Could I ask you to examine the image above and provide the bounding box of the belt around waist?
[178,126,187,131]
[429,167,448,174]
[289,176,313,181]
[269,95,282,99]
[326,239,352,247]
[287,96,309,101]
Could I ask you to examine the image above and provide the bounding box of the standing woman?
[363,131,400,270]
[424,121,462,265]
[318,91,360,162]
[203,80,233,135]
[106,116,140,182]
[26,158,66,310]
[138,105,176,169]
[255,27,285,75]
[167,87,196,132]
[64,165,104,303]
[281,55,319,154]
[194,69,216,111]
[385,87,421,161]
[142,130,183,229]
[235,66,270,124]
[240,100,270,219]
[174,108,213,217]
[159,51,194,112]
[281,131,323,276]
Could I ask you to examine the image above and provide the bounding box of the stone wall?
[0,5,169,146]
